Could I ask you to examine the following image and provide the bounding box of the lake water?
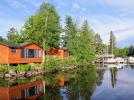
[0,65,134,100]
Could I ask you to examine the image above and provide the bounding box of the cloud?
[91,19,101,24]
[7,0,26,9]
[84,15,134,46]
[99,0,134,8]
[0,19,24,38]
[113,27,134,33]
[120,12,129,17]
[31,2,42,8]
[82,8,86,11]
[73,3,80,9]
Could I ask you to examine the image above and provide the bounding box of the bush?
[32,63,43,70]
[0,65,8,73]
[43,56,59,71]
[59,56,78,67]
[12,64,31,73]
[43,56,78,71]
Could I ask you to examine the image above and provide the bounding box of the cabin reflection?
[0,80,45,100]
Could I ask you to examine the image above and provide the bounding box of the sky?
[0,0,134,47]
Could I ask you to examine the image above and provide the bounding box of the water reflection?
[96,68,105,86]
[40,66,102,100]
[1,65,134,100]
[0,80,45,100]
[110,67,118,88]
[66,66,96,100]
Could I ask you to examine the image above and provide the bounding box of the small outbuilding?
[46,47,69,60]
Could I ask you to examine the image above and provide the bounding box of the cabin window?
[34,50,39,58]
[29,86,36,96]
[26,49,35,58]
[11,48,17,53]
[39,51,42,57]
[21,48,25,58]
[21,89,29,98]
[26,49,42,58]
[36,85,44,94]
[21,86,36,98]
[34,50,42,58]
[21,85,43,98]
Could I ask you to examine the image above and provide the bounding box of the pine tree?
[76,20,96,64]
[109,31,116,54]
[7,27,21,43]
[94,33,104,54]
[63,16,78,54]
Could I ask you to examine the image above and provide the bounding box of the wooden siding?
[0,45,8,64]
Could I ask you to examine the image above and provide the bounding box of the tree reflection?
[40,73,62,100]
[110,67,118,88]
[96,68,105,86]
[66,66,96,100]
[39,87,62,100]
[39,66,105,100]
[130,65,134,69]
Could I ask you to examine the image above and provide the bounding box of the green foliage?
[21,3,61,47]
[7,27,23,43]
[43,73,58,86]
[63,16,78,50]
[94,33,105,54]
[43,56,59,71]
[109,31,116,54]
[63,19,96,65]
[9,64,31,73]
[127,45,134,56]
[0,65,8,73]
[43,56,77,71]
[75,20,96,65]
[59,56,78,67]
[115,48,128,57]
[0,36,7,42]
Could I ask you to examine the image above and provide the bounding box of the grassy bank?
[0,56,80,79]
[0,55,96,79]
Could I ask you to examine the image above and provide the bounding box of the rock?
[9,70,16,74]
[5,74,11,78]
[25,71,32,77]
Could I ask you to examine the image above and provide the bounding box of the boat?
[128,57,134,64]
[104,64,125,69]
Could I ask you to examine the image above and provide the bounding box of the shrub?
[43,56,59,71]
[34,63,43,70]
[59,56,78,67]
[15,64,31,73]
[0,65,8,73]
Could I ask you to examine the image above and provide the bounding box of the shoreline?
[1,65,77,80]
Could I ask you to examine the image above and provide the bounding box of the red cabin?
[46,47,69,60]
[0,42,43,64]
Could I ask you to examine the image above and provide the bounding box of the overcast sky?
[0,0,134,47]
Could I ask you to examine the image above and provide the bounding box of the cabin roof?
[0,41,42,48]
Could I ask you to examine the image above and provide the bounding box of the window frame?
[11,48,17,53]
